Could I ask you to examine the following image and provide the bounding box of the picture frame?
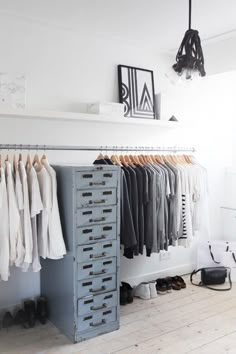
[118,65,156,119]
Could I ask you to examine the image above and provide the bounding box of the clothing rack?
[0,144,196,153]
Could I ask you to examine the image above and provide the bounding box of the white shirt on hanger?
[41,158,66,259]
[6,161,24,267]
[0,167,10,281]
[27,165,43,272]
[19,160,33,270]
[36,166,51,259]
[14,167,25,267]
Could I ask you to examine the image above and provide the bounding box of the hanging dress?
[0,166,10,281]
[6,161,24,267]
[27,165,43,272]
[41,158,66,259]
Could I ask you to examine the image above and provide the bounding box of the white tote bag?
[197,241,230,269]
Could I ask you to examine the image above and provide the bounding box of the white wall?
[0,14,235,309]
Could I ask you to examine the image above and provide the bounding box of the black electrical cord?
[189,0,192,29]
[173,0,206,78]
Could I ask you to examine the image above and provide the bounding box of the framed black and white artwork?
[118,65,156,119]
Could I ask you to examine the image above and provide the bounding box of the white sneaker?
[149,282,158,298]
[134,282,151,300]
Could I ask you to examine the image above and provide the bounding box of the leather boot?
[36,297,48,325]
[24,300,36,328]
[2,311,14,329]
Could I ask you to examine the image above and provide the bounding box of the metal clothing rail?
[0,144,196,153]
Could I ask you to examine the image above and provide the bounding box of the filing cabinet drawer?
[76,188,116,208]
[77,257,116,280]
[78,274,116,298]
[77,291,118,316]
[76,206,116,227]
[76,223,117,245]
[76,170,118,190]
[77,241,116,263]
[78,307,117,333]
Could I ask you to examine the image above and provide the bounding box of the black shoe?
[2,311,14,329]
[120,284,128,305]
[121,282,134,304]
[24,300,36,328]
[14,309,27,326]
[36,297,48,325]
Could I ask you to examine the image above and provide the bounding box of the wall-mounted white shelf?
[0,108,179,128]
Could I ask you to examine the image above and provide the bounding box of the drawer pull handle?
[90,303,107,311]
[89,199,105,205]
[90,286,106,293]
[89,182,106,186]
[82,174,93,178]
[103,191,112,195]
[90,319,106,327]
[89,269,107,276]
[83,228,92,234]
[103,226,112,231]
[89,235,106,241]
[82,192,92,197]
[90,252,107,259]
[89,217,106,223]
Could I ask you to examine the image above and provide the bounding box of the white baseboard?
[121,263,196,287]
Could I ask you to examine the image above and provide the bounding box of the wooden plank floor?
[0,277,236,354]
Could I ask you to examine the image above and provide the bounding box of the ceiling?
[0,0,236,50]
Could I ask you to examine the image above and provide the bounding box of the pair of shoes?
[2,312,14,329]
[2,309,27,330]
[156,276,187,292]
[134,282,157,300]
[24,297,49,328]
[156,278,172,294]
[120,282,134,305]
[1,297,48,330]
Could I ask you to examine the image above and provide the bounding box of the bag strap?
[232,253,236,263]
[190,268,203,287]
[208,242,230,264]
[208,244,221,264]
[190,267,232,291]
[226,242,230,252]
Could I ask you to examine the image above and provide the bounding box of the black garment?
[126,166,139,256]
[122,167,132,213]
[136,165,149,255]
[143,166,155,257]
[120,170,136,259]
[104,158,114,165]
[93,158,108,165]
[134,166,145,255]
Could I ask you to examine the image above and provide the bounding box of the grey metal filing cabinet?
[40,165,121,343]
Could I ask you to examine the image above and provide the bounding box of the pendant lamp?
[172,0,206,80]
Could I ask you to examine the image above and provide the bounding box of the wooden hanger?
[124,155,136,168]
[119,155,129,167]
[41,153,47,161]
[111,155,122,166]
[33,153,43,171]
[96,153,104,160]
[153,154,162,164]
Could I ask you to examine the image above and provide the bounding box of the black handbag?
[190,266,232,291]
